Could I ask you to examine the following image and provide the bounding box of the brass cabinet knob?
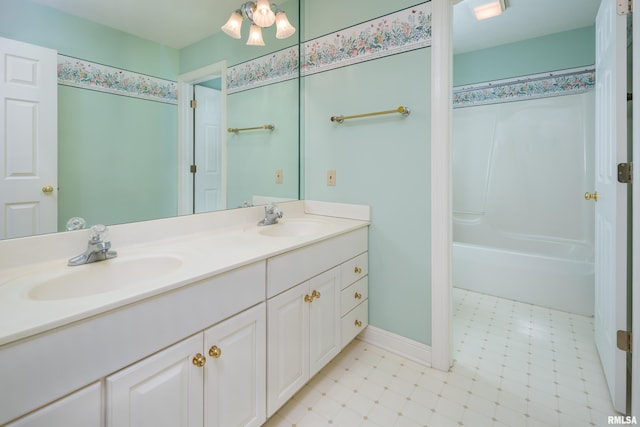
[311,290,321,299]
[209,345,222,359]
[354,292,362,300]
[42,185,54,194]
[304,294,314,303]
[354,266,362,274]
[192,353,206,367]
[585,191,598,202]
[354,320,363,327]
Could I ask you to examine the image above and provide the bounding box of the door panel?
[0,37,57,239]
[594,0,628,413]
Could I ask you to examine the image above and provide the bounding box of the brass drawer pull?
[354,320,363,327]
[304,294,313,303]
[311,290,321,299]
[354,292,362,300]
[354,266,362,274]
[192,353,206,367]
[209,345,222,359]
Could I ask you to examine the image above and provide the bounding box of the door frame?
[177,61,227,216]
[432,0,638,414]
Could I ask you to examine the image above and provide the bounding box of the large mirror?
[0,0,300,240]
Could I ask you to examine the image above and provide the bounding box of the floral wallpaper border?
[452,66,595,109]
[301,2,432,76]
[227,46,299,94]
[57,55,178,104]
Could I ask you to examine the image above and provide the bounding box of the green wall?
[301,0,432,345]
[454,26,595,86]
[0,0,179,230]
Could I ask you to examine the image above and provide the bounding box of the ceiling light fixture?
[473,0,505,21]
[221,1,296,45]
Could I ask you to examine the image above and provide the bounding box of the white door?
[594,0,629,413]
[204,303,266,427]
[194,85,224,213]
[308,267,341,377]
[107,334,204,427]
[266,282,309,417]
[0,37,57,239]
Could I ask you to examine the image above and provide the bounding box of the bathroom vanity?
[0,201,369,426]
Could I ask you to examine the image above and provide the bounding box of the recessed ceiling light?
[473,0,505,20]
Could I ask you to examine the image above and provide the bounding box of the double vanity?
[0,201,370,426]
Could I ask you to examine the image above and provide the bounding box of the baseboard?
[357,326,432,367]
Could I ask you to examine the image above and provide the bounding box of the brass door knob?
[354,292,362,300]
[209,345,222,359]
[354,266,362,274]
[354,320,363,327]
[192,353,206,367]
[42,185,54,194]
[585,191,598,202]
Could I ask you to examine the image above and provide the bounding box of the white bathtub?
[452,241,594,316]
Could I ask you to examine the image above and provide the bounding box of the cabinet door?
[107,334,204,427]
[7,382,101,427]
[204,303,266,427]
[266,283,309,417]
[308,267,341,377]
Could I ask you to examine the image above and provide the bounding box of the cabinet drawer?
[341,300,368,349]
[340,252,368,289]
[340,277,368,316]
[267,228,368,298]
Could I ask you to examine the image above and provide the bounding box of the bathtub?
[452,241,594,316]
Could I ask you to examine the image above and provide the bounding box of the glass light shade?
[246,24,266,46]
[473,0,504,20]
[252,0,275,27]
[221,11,243,39]
[275,11,296,39]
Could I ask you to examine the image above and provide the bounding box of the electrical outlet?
[275,169,283,184]
[327,169,336,186]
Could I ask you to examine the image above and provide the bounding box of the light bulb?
[275,10,295,39]
[221,11,243,39]
[246,24,265,46]
[252,0,275,27]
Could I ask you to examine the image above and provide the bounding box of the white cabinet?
[107,303,266,427]
[6,383,101,427]
[107,334,204,427]
[204,303,266,427]
[266,267,340,416]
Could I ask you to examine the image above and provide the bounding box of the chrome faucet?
[257,203,283,226]
[68,224,118,266]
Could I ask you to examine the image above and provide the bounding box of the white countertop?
[0,201,369,346]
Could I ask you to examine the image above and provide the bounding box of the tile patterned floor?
[264,288,617,427]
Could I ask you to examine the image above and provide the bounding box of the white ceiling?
[32,0,602,52]
[453,0,601,53]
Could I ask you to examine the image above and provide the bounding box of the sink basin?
[258,218,329,238]
[27,255,184,301]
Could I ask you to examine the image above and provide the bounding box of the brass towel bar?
[228,124,274,133]
[330,106,410,123]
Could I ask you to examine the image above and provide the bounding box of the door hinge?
[190,99,197,109]
[617,0,632,14]
[617,162,632,183]
[190,164,197,173]
[617,330,632,353]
